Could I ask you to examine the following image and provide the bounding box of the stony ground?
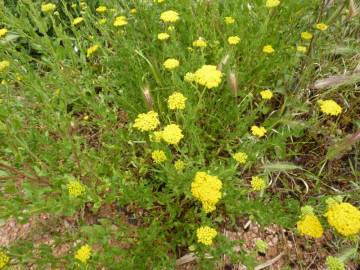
[1,208,358,269]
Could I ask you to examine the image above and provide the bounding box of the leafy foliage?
[0,0,359,269]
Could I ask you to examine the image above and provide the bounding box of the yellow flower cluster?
[0,28,7,38]
[316,23,328,31]
[251,125,267,137]
[150,131,163,142]
[67,180,85,197]
[325,256,345,270]
[158,32,170,41]
[163,58,179,70]
[96,6,107,13]
[74,244,92,263]
[196,226,217,245]
[152,150,167,164]
[99,18,107,25]
[224,16,235,24]
[160,10,179,23]
[297,45,307,53]
[266,0,280,8]
[263,45,275,53]
[232,152,248,164]
[296,214,324,238]
[228,36,240,45]
[191,172,222,213]
[86,45,99,57]
[255,239,268,253]
[167,92,187,110]
[193,65,223,89]
[260,89,273,100]
[0,251,9,269]
[301,31,313,40]
[174,160,185,171]
[192,38,207,48]
[251,176,266,191]
[161,124,184,145]
[41,3,56,13]
[0,60,10,72]
[133,111,160,132]
[318,99,342,116]
[114,16,128,27]
[325,202,360,236]
[184,72,195,82]
[73,17,84,26]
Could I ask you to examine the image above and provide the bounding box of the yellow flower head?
[228,36,240,45]
[41,3,56,13]
[152,150,167,164]
[75,244,91,263]
[325,202,360,236]
[318,99,342,116]
[266,0,280,8]
[99,18,107,25]
[0,60,10,72]
[315,23,328,31]
[167,25,175,32]
[168,92,187,110]
[114,16,128,27]
[194,65,223,89]
[158,32,170,41]
[0,251,9,269]
[160,10,179,23]
[232,152,248,164]
[262,45,275,53]
[86,45,99,57]
[73,16,87,26]
[149,131,163,142]
[197,226,217,245]
[251,176,266,191]
[184,72,195,82]
[251,125,267,138]
[96,6,107,13]
[224,16,235,24]
[73,17,84,26]
[161,124,184,145]
[67,180,85,197]
[301,31,313,40]
[174,160,185,171]
[163,58,179,70]
[191,172,222,213]
[133,111,160,132]
[255,239,268,253]
[260,89,273,100]
[80,1,87,10]
[297,214,324,238]
[192,38,207,48]
[0,28,8,38]
[297,45,307,53]
[130,8,137,14]
[325,256,345,270]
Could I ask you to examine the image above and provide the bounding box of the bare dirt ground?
[1,210,358,269]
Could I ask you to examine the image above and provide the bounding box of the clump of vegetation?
[0,0,359,269]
